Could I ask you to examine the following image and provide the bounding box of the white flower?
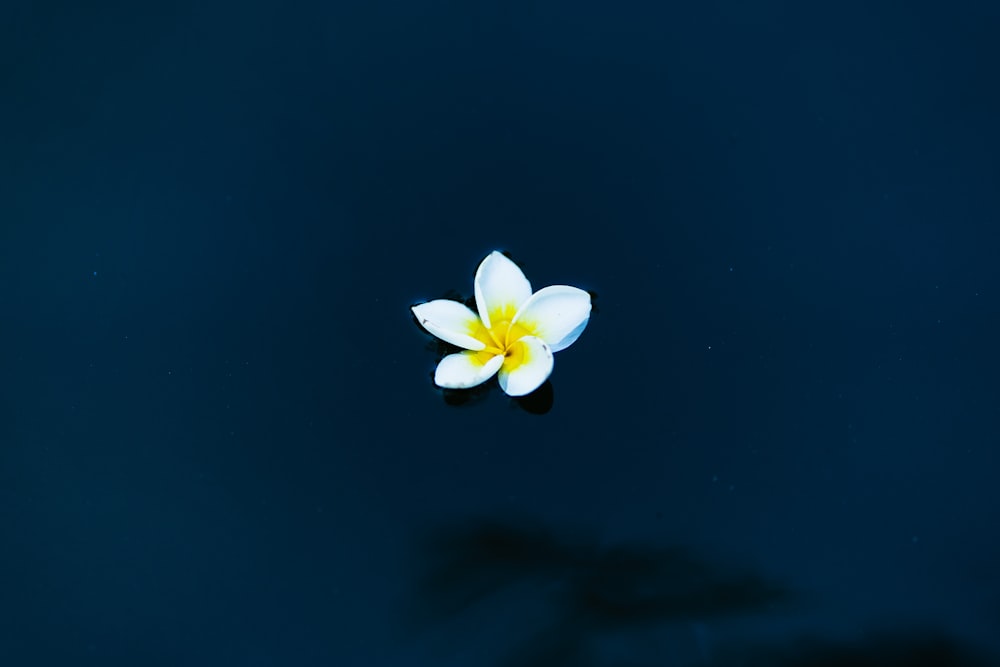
[412,251,592,396]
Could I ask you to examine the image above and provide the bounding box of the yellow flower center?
[470,317,534,371]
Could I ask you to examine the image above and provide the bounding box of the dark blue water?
[3,1,999,665]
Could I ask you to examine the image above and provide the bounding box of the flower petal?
[434,352,503,389]
[511,285,591,352]
[498,336,553,396]
[412,300,486,351]
[474,251,533,329]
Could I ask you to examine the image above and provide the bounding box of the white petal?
[474,251,533,329]
[498,336,553,397]
[434,352,503,389]
[511,285,591,352]
[412,300,486,351]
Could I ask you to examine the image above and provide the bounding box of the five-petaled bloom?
[412,251,592,396]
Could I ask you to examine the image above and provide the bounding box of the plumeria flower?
[412,251,592,396]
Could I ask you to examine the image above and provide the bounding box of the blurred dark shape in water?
[409,516,790,666]
[408,517,996,666]
[412,517,590,620]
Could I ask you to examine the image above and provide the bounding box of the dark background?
[2,1,999,665]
